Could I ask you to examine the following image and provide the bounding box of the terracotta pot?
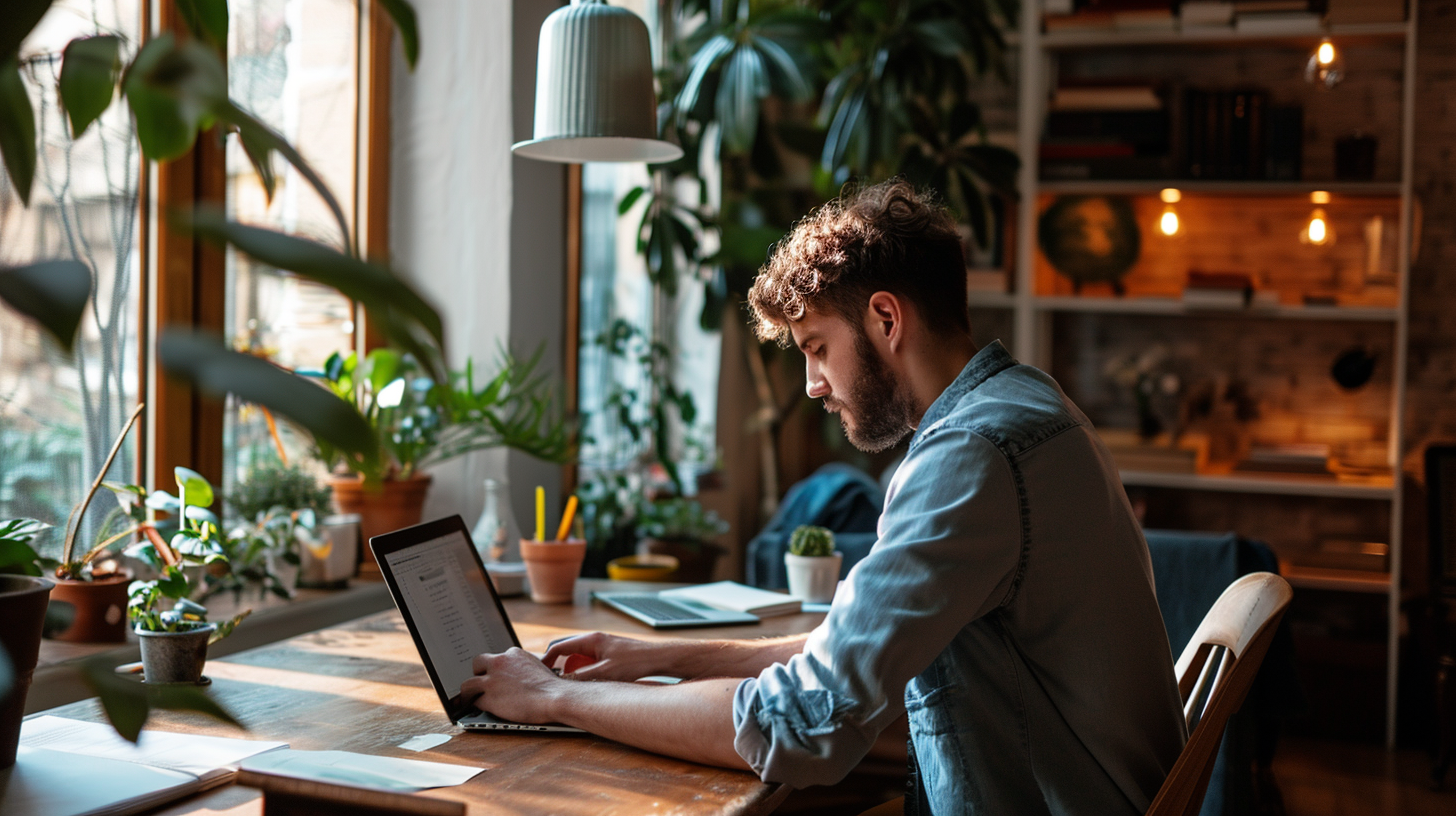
[136,623,215,684]
[639,537,725,584]
[0,575,54,768]
[328,474,433,577]
[47,571,132,643]
[521,539,586,604]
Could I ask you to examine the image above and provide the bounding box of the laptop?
[370,515,584,734]
[591,590,760,629]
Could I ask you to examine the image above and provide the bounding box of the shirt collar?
[913,340,1017,443]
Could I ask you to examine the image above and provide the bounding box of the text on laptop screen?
[381,531,515,699]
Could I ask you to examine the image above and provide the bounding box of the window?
[0,0,144,555]
[0,0,386,556]
[223,0,363,483]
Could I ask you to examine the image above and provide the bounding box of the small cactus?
[789,525,835,557]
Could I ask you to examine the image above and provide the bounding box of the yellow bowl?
[607,554,680,582]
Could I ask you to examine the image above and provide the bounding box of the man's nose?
[806,365,829,399]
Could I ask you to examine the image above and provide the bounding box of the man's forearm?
[550,677,752,771]
[670,634,809,679]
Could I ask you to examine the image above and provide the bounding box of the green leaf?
[0,55,37,206]
[158,329,379,461]
[208,610,250,645]
[123,34,227,160]
[174,466,215,509]
[157,565,189,598]
[174,0,229,55]
[182,212,444,380]
[59,36,121,138]
[617,185,648,216]
[221,105,351,250]
[0,518,51,541]
[376,0,420,71]
[365,348,401,395]
[0,261,92,353]
[0,539,44,573]
[0,0,54,63]
[236,121,276,201]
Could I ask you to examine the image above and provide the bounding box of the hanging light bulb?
[1301,191,1334,245]
[1304,37,1345,89]
[1157,188,1181,237]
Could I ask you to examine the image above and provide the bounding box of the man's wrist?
[545,676,580,725]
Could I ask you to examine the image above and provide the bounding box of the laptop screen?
[380,529,516,702]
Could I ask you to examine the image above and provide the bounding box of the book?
[1234,11,1322,33]
[5,716,288,816]
[1050,86,1163,111]
[1326,0,1405,25]
[1114,8,1177,29]
[1098,429,1208,474]
[238,769,466,816]
[660,581,802,617]
[1179,2,1235,26]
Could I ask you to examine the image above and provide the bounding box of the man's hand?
[542,632,679,681]
[462,647,564,724]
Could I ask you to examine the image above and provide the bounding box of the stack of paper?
[660,581,801,617]
[4,715,287,816]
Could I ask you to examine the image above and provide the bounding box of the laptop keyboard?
[609,595,707,622]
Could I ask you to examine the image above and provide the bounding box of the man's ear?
[866,291,905,352]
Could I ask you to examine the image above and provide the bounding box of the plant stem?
[62,402,145,569]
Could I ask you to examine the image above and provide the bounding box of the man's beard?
[826,327,916,453]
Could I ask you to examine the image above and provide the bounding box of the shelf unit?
[1002,2,1419,747]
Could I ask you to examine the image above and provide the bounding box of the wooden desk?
[37,580,826,816]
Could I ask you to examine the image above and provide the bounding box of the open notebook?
[4,716,287,816]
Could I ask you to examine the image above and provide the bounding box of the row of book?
[1042,1,1405,34]
[1039,84,1302,181]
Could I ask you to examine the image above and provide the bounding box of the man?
[464,180,1186,814]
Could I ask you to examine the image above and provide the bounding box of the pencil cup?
[520,539,587,604]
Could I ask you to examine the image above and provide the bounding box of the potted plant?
[785,525,843,604]
[635,497,729,583]
[226,459,337,590]
[126,468,247,685]
[0,405,146,644]
[308,347,574,571]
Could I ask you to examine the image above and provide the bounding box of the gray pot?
[136,623,215,684]
[0,575,54,768]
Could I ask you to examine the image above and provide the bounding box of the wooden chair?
[856,571,1292,816]
[1146,571,1292,816]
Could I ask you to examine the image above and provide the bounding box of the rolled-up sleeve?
[732,427,1022,786]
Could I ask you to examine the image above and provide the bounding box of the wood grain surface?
[37,580,824,816]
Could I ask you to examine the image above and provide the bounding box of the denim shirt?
[732,342,1187,815]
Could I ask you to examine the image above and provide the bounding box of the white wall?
[390,0,567,533]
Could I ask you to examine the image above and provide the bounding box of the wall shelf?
[1039,22,1407,51]
[1036,180,1403,197]
[1120,469,1395,500]
[1280,563,1393,594]
[1035,296,1400,322]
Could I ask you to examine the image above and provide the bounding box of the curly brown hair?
[746,179,969,346]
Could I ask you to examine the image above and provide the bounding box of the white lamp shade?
[513,0,684,164]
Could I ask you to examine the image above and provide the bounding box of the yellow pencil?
[534,486,545,541]
[555,495,579,542]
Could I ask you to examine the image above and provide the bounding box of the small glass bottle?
[472,478,522,564]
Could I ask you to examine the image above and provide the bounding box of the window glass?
[578,163,721,490]
[224,0,360,485]
[0,0,144,556]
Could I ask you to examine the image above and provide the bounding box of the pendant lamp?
[513,0,683,164]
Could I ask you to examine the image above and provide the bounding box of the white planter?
[784,551,843,604]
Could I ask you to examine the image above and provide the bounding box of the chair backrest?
[1145,572,1293,816]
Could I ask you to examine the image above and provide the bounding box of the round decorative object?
[1037,195,1141,295]
[1331,347,1376,390]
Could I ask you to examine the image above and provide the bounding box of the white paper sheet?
[0,746,201,816]
[398,733,454,752]
[241,749,484,791]
[20,715,287,778]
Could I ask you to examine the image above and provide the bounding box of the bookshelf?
[996,0,1419,747]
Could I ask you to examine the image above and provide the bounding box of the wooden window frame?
[146,0,393,490]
